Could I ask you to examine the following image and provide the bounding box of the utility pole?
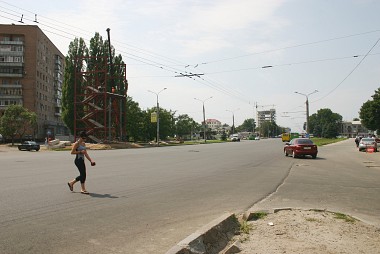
[226,108,239,135]
[106,28,114,143]
[294,90,318,134]
[194,96,213,143]
[148,88,167,146]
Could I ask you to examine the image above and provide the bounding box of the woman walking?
[67,131,95,194]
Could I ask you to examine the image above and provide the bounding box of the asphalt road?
[251,138,380,227]
[0,139,379,253]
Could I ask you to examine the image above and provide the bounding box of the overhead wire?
[204,53,380,75]
[1,0,379,108]
[200,29,380,65]
[312,37,380,103]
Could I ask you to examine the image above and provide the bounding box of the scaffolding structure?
[74,56,127,143]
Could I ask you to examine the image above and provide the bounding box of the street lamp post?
[226,108,239,135]
[148,88,167,146]
[194,96,213,142]
[294,90,318,134]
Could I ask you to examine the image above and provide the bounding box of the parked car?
[284,138,318,159]
[230,134,240,142]
[358,138,378,152]
[18,141,40,151]
[254,136,260,140]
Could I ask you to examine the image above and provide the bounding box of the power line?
[1,1,379,108]
[201,29,380,65]
[313,37,380,103]
[205,53,380,75]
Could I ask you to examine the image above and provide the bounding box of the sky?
[1,0,379,133]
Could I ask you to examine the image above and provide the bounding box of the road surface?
[1,138,379,253]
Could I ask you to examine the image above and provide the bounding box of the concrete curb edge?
[165,213,240,254]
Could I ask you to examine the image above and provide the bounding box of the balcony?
[0,62,24,67]
[0,95,23,100]
[0,41,24,45]
[0,84,22,88]
[0,73,23,77]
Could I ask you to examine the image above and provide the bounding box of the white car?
[358,138,378,152]
[230,134,240,142]
[254,136,260,140]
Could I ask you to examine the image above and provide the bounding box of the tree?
[158,109,176,140]
[61,33,127,136]
[359,88,380,133]
[0,105,37,145]
[236,118,256,132]
[125,96,146,142]
[61,38,87,134]
[257,121,281,137]
[175,114,197,139]
[309,108,342,138]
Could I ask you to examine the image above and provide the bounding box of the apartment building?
[257,108,276,127]
[0,24,67,139]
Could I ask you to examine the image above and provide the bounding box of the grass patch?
[311,137,347,146]
[334,212,356,223]
[305,217,320,222]
[250,211,268,221]
[240,220,253,234]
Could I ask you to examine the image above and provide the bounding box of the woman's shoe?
[67,182,73,191]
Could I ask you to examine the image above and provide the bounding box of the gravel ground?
[234,209,380,254]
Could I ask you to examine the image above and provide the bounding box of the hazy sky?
[1,0,379,132]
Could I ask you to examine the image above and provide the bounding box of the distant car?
[358,138,378,152]
[230,134,240,142]
[254,136,260,140]
[18,141,40,151]
[284,138,318,159]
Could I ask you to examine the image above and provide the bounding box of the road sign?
[151,112,157,123]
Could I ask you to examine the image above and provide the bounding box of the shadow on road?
[88,193,119,198]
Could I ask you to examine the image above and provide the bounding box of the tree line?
[1,31,379,142]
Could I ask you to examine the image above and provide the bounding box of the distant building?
[340,120,372,138]
[0,24,68,139]
[257,108,276,127]
[205,118,222,130]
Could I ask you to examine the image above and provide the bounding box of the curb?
[165,213,239,254]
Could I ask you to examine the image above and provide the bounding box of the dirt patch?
[236,209,380,254]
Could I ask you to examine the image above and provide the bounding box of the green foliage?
[334,212,356,223]
[0,105,37,145]
[258,121,282,137]
[236,118,256,132]
[240,220,253,234]
[61,38,88,134]
[221,130,227,141]
[311,137,346,146]
[175,114,199,139]
[309,108,342,138]
[143,107,176,141]
[61,33,127,135]
[359,88,380,132]
[249,212,268,221]
[125,96,146,141]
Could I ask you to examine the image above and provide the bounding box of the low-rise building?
[340,120,372,138]
[205,118,221,130]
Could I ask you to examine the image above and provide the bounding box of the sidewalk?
[167,139,380,254]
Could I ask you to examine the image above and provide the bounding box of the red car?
[284,138,318,159]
